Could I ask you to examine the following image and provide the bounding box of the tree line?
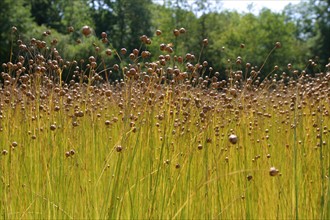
[0,0,329,80]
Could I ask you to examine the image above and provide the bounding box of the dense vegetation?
[0,0,329,80]
[0,0,329,219]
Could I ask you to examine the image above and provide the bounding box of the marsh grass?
[0,26,329,219]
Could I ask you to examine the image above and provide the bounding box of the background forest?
[0,0,329,80]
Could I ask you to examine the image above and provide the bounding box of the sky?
[220,0,301,14]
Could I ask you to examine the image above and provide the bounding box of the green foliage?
[30,0,94,33]
[284,0,330,66]
[0,0,34,63]
[0,0,328,79]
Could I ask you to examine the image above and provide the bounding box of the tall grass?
[0,26,329,219]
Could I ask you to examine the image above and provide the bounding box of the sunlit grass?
[0,26,329,219]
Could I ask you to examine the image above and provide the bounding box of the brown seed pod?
[120,48,127,55]
[269,167,279,176]
[67,26,74,33]
[229,134,238,144]
[275,41,281,48]
[2,150,8,155]
[101,32,107,38]
[82,25,92,36]
[247,175,253,181]
[156,30,162,36]
[50,124,56,131]
[203,39,208,46]
[173,29,180,37]
[179,27,186,34]
[129,53,135,60]
[105,49,112,56]
[116,145,123,152]
[70,149,75,155]
[141,51,150,58]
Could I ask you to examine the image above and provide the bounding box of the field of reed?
[0,26,329,219]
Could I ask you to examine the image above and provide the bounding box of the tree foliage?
[0,0,328,80]
[284,0,330,65]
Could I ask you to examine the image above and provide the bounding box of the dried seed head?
[179,27,186,34]
[269,167,279,176]
[198,144,203,150]
[105,49,112,56]
[2,150,8,155]
[101,32,107,38]
[11,142,18,147]
[175,163,180,169]
[50,124,56,131]
[67,26,74,33]
[203,39,208,46]
[173,29,180,37]
[229,134,238,144]
[156,30,162,36]
[82,25,92,36]
[120,48,127,55]
[70,149,75,155]
[247,175,253,181]
[275,41,281,48]
[65,151,71,157]
[116,145,123,152]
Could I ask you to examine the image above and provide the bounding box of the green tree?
[30,0,94,33]
[284,0,330,66]
[112,0,153,50]
[0,0,35,64]
[199,9,306,78]
[90,0,153,51]
[30,0,64,31]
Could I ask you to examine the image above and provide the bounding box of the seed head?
[120,48,127,55]
[105,49,112,56]
[70,149,75,156]
[203,39,208,46]
[12,26,17,33]
[156,30,162,36]
[67,26,74,33]
[82,25,92,36]
[269,167,279,176]
[50,124,56,131]
[2,150,8,155]
[179,27,186,34]
[101,32,107,38]
[116,145,123,152]
[275,42,281,48]
[229,134,238,144]
[173,29,180,37]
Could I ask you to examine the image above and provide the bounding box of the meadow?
[0,26,329,219]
